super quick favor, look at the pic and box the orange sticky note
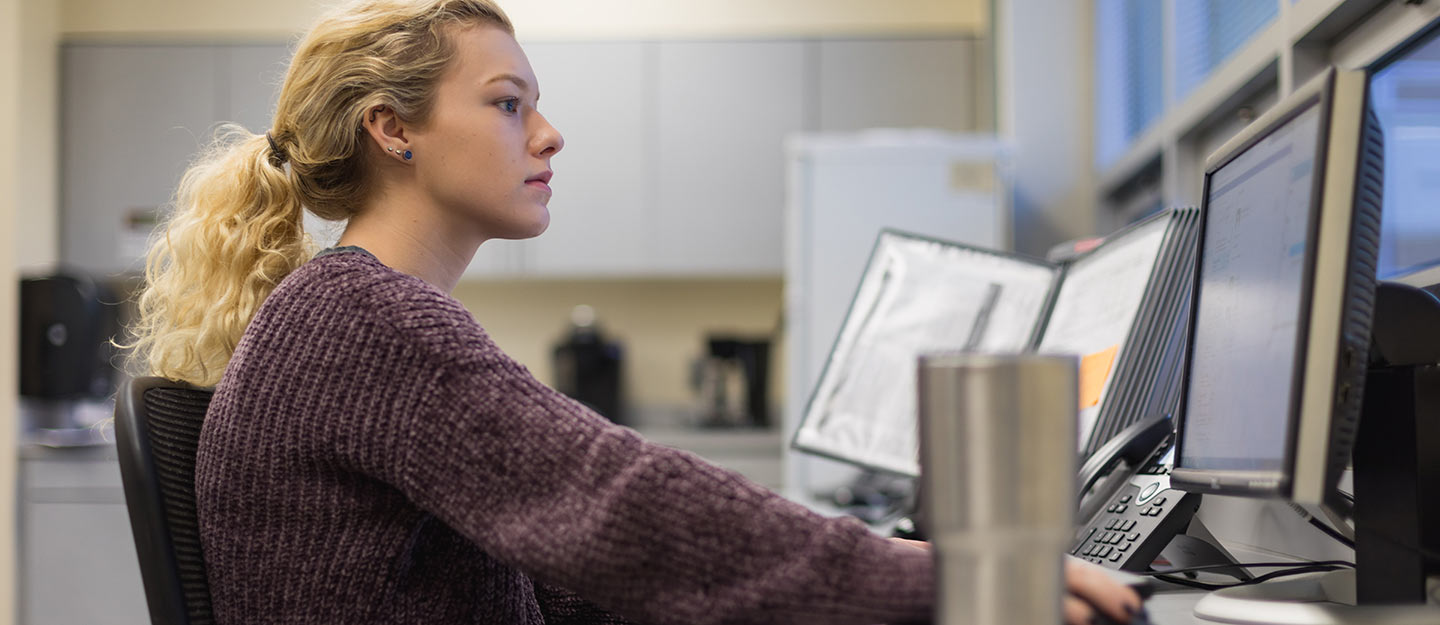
[1078,344,1120,410]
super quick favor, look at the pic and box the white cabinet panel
[59,39,981,280]
[224,44,288,132]
[62,45,223,276]
[653,41,807,275]
[817,39,975,132]
[21,452,147,625]
[24,503,147,625]
[514,42,652,277]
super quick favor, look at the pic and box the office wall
[60,0,987,40]
[1,1,22,623]
[15,0,60,274]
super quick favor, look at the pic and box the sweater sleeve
[392,315,933,625]
[533,581,639,625]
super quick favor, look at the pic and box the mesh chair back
[115,376,216,625]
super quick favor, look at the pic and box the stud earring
[403,150,413,161]
[387,147,394,152]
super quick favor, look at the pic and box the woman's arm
[393,340,932,625]
[533,581,640,625]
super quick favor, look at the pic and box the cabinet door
[24,503,148,625]
[512,42,651,277]
[22,455,147,625]
[62,45,223,276]
[816,39,976,132]
[652,41,807,276]
[224,44,288,132]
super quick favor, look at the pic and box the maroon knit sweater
[195,248,934,624]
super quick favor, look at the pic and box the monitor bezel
[1172,68,1372,504]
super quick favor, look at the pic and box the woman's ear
[360,105,412,161]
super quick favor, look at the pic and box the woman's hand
[890,537,1144,624]
[1063,558,1144,625]
[888,537,931,552]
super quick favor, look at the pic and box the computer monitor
[1172,67,1381,511]
[1171,69,1440,621]
[1370,24,1440,289]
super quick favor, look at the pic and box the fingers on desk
[1064,595,1102,625]
[1065,560,1141,623]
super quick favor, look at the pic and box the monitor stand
[1194,283,1440,624]
[1193,569,1438,624]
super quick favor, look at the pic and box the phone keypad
[1072,482,1202,571]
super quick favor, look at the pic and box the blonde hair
[127,0,513,386]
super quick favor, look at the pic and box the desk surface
[1142,587,1440,625]
[1148,590,1206,625]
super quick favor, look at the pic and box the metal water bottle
[918,352,1077,625]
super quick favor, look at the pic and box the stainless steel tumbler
[918,352,1077,625]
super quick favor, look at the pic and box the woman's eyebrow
[485,73,530,91]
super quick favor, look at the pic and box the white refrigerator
[783,130,1012,502]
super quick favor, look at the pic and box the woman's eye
[499,98,519,114]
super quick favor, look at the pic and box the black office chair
[115,376,216,625]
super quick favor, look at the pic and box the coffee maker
[693,335,771,428]
[551,305,625,424]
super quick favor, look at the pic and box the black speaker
[19,274,120,400]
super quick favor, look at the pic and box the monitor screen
[1179,102,1323,474]
[1371,31,1440,283]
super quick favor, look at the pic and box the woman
[128,1,1143,623]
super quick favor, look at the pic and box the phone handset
[1076,415,1173,523]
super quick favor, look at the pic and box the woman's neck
[338,189,480,294]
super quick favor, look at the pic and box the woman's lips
[526,171,553,194]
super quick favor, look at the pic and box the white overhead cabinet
[650,41,808,276]
[61,44,298,277]
[62,45,224,277]
[226,45,290,132]
[815,39,976,132]
[62,38,977,279]
[501,42,653,277]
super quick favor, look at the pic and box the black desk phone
[1071,417,1189,569]
[898,415,1244,577]
[1071,447,1202,570]
[1070,416,1233,575]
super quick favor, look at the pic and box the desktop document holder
[792,207,1202,478]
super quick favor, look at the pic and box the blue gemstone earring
[403,150,413,161]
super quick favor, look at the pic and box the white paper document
[794,234,1056,476]
[1037,217,1170,447]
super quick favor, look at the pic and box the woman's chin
[522,210,550,238]
[494,211,550,240]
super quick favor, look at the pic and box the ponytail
[123,0,515,387]
[127,125,314,387]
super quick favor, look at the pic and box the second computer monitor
[1171,68,1383,509]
